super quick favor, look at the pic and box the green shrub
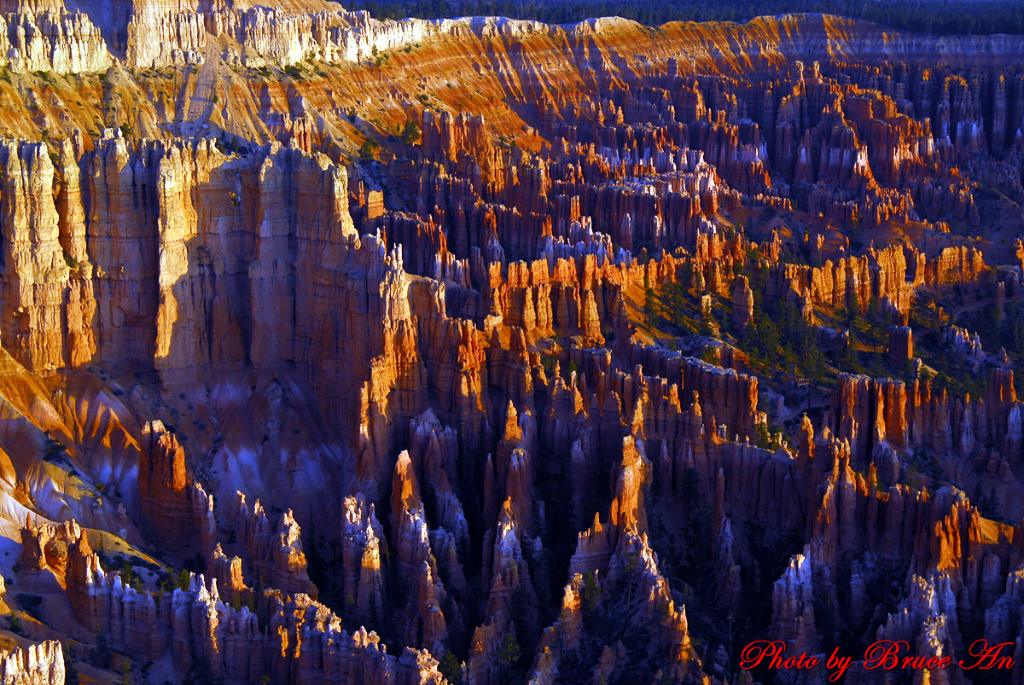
[359,139,380,161]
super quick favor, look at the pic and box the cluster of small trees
[737,295,830,383]
[908,292,986,398]
[357,119,420,162]
[972,484,1001,520]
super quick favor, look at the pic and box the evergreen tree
[438,652,463,685]
[981,488,1000,519]
[63,648,80,685]
[496,632,521,685]
[401,119,421,145]
[183,655,223,685]
[89,633,113,670]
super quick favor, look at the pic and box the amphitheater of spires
[0,0,1019,684]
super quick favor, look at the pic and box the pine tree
[401,119,421,144]
[981,488,1000,519]
[90,633,113,669]
[496,632,521,685]
[438,652,463,685]
[63,648,80,685]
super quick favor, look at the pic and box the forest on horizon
[341,0,1024,35]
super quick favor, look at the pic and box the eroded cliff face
[0,3,1023,685]
[0,637,65,684]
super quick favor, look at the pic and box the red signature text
[738,638,1014,680]
[739,641,820,671]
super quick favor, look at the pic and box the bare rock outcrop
[0,639,65,685]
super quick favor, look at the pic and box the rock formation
[0,4,1017,685]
